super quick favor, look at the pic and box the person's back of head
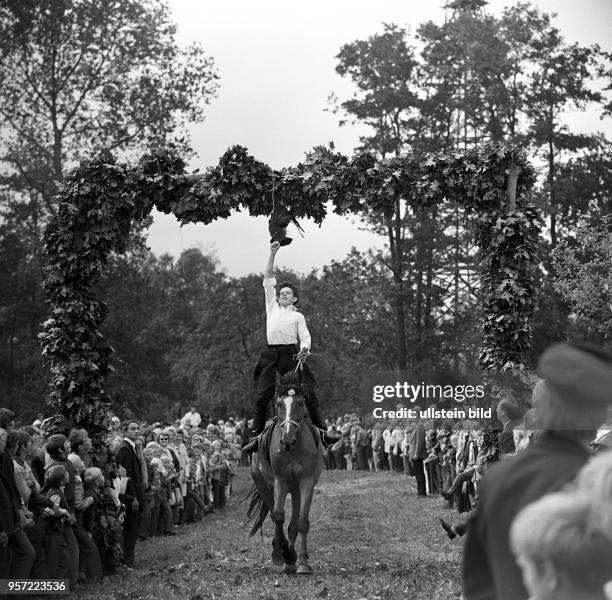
[497,398,523,423]
[534,343,612,442]
[46,434,68,461]
[0,408,15,429]
[510,491,612,599]
[43,464,67,492]
[576,452,612,529]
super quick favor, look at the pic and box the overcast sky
[146,0,612,277]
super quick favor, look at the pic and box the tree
[552,222,612,346]
[0,0,219,216]
[330,2,609,374]
[521,14,604,248]
[0,213,49,418]
[330,24,423,157]
[0,0,218,418]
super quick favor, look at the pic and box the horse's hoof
[296,562,313,575]
[283,564,297,574]
[271,549,284,566]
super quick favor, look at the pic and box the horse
[248,373,324,575]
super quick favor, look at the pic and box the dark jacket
[462,431,593,600]
[0,469,17,536]
[116,441,144,504]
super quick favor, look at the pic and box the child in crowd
[41,465,73,579]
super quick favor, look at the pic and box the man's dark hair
[278,282,299,302]
[0,408,15,429]
[46,434,67,460]
[5,430,20,453]
[69,428,87,453]
[123,420,139,432]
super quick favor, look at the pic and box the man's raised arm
[263,241,280,312]
[264,241,280,278]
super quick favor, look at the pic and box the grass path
[76,467,463,600]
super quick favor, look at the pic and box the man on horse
[242,241,338,453]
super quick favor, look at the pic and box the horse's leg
[296,477,316,575]
[271,479,289,567]
[283,490,300,573]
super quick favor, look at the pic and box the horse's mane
[276,373,309,398]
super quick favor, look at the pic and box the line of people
[0,408,243,592]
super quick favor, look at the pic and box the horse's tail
[246,483,270,537]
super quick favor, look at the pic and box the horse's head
[275,374,307,451]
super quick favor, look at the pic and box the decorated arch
[40,143,540,437]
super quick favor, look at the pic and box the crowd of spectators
[2,341,612,600]
[323,411,504,509]
[0,405,245,591]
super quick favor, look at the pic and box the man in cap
[462,342,612,600]
[242,241,338,452]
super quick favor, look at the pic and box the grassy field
[76,467,463,600]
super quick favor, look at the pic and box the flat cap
[537,342,612,407]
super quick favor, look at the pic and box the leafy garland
[41,142,539,435]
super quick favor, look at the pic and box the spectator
[462,342,612,600]
[408,408,427,497]
[510,492,612,600]
[32,412,45,433]
[115,421,144,569]
[496,398,524,458]
[180,406,201,429]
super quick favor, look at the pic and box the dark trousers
[26,519,48,578]
[149,494,160,536]
[8,528,36,578]
[356,446,369,471]
[138,493,153,539]
[44,530,70,579]
[447,468,475,495]
[63,523,79,586]
[411,458,426,496]
[212,480,223,509]
[122,507,139,567]
[73,522,102,579]
[252,344,324,435]
[332,448,345,470]
[159,499,173,533]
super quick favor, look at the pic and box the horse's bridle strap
[279,419,301,429]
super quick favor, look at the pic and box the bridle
[279,417,302,431]
[276,395,304,432]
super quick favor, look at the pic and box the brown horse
[248,373,323,575]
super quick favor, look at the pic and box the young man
[116,421,145,569]
[243,241,337,452]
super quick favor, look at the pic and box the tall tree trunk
[423,206,436,367]
[387,200,407,371]
[548,125,557,248]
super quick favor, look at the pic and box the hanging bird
[268,204,305,246]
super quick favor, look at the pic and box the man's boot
[242,431,260,454]
[307,404,340,447]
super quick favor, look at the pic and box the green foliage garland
[41,142,539,434]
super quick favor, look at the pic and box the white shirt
[181,411,201,428]
[263,277,311,349]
